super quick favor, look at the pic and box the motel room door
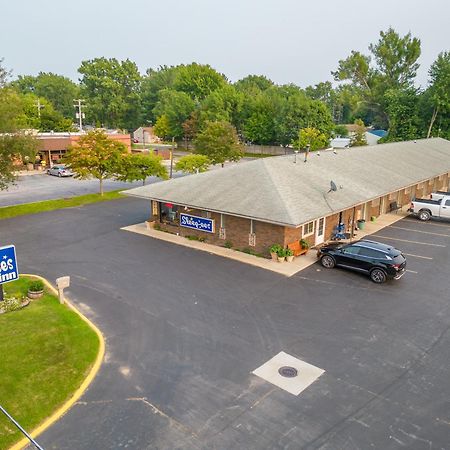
[315,217,326,245]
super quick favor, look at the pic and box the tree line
[3,27,448,145]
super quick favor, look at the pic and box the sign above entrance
[0,245,19,285]
[180,213,215,233]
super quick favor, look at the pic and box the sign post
[0,245,19,301]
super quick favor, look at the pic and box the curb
[9,274,105,450]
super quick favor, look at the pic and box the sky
[1,0,449,88]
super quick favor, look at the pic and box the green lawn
[0,277,100,449]
[0,190,124,220]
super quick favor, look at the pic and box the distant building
[36,132,131,166]
[133,127,161,145]
[330,137,351,149]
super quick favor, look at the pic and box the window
[445,200,450,206]
[342,246,360,255]
[357,247,383,258]
[160,203,178,224]
[303,221,314,236]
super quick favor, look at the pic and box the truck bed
[413,198,440,205]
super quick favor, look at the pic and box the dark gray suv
[317,239,406,283]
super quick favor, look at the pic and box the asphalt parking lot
[1,200,448,449]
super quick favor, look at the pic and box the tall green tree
[0,60,37,189]
[141,65,179,123]
[12,73,79,118]
[173,63,227,101]
[194,121,243,166]
[333,27,421,135]
[153,89,195,139]
[425,51,450,138]
[64,130,127,195]
[117,153,167,185]
[78,58,142,130]
[19,93,74,132]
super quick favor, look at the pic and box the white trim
[303,221,314,237]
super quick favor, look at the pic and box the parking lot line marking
[389,226,450,237]
[403,218,450,229]
[372,235,446,247]
[406,269,418,274]
[402,253,433,260]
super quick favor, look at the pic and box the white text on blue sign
[180,213,215,233]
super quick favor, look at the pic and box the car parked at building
[47,164,74,177]
[317,240,406,283]
[408,195,450,221]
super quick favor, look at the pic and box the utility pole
[169,137,175,179]
[73,99,86,131]
[35,99,44,118]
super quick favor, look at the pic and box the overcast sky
[2,0,449,88]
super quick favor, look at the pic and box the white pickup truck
[430,190,450,201]
[408,194,450,221]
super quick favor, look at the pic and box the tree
[426,51,450,138]
[333,28,422,135]
[64,130,127,195]
[141,65,179,122]
[153,115,171,141]
[153,89,195,139]
[294,127,329,151]
[173,63,227,101]
[175,154,210,174]
[0,59,38,190]
[382,88,419,142]
[12,73,79,118]
[350,119,367,146]
[117,153,168,185]
[78,58,142,130]
[19,93,74,132]
[234,75,274,93]
[194,121,243,166]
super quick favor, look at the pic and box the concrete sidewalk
[121,210,410,277]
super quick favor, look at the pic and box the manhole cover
[278,366,298,378]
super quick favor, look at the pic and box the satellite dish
[330,180,337,192]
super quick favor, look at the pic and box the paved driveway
[1,201,448,449]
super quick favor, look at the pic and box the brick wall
[151,204,285,256]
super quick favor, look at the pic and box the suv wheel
[370,268,387,284]
[419,210,431,221]
[321,255,335,269]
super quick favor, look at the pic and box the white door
[315,217,326,245]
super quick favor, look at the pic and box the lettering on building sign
[152,201,158,216]
[219,227,226,240]
[0,245,19,285]
[180,213,215,233]
[248,233,256,247]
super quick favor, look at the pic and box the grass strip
[0,277,100,449]
[0,190,124,220]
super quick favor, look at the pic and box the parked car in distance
[47,164,74,177]
[408,195,450,221]
[317,239,406,283]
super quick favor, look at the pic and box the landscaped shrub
[28,280,44,292]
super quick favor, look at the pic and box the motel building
[125,138,450,256]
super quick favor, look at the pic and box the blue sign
[180,213,215,233]
[0,245,19,285]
